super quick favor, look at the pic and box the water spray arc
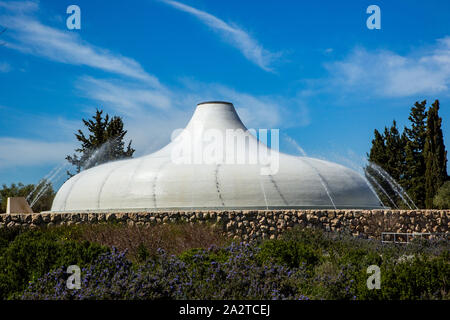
[364,170,397,209]
[28,162,69,209]
[367,162,418,210]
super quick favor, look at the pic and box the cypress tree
[384,120,407,183]
[366,122,407,208]
[366,129,392,207]
[424,100,448,208]
[404,100,427,208]
[368,129,387,165]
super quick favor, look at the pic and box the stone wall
[0,210,448,241]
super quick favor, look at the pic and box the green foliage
[66,109,135,177]
[136,243,150,263]
[368,129,388,165]
[0,181,55,213]
[384,121,408,183]
[367,99,448,209]
[424,100,448,208]
[257,240,321,272]
[257,228,325,270]
[355,252,450,300]
[403,101,427,208]
[0,227,24,251]
[178,247,230,269]
[2,225,448,300]
[0,227,108,299]
[367,120,407,184]
[433,181,450,209]
[367,121,409,208]
[258,227,449,300]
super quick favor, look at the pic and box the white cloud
[0,137,75,168]
[162,0,279,72]
[77,76,173,115]
[0,1,308,171]
[0,61,11,72]
[0,3,160,86]
[325,37,450,97]
[176,79,310,129]
[206,86,293,128]
[0,0,37,13]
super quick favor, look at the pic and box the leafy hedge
[0,227,108,299]
[254,228,449,300]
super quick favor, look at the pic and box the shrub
[0,229,108,299]
[22,244,310,300]
[433,181,450,209]
[12,225,450,300]
[355,252,450,300]
[0,226,25,252]
[257,240,321,271]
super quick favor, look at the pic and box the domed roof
[51,102,382,211]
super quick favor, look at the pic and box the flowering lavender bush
[14,226,450,300]
[21,244,309,300]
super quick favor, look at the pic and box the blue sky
[0,0,449,189]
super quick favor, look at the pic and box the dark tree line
[367,99,448,209]
[0,181,55,213]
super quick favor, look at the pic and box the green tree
[368,129,388,165]
[433,181,450,209]
[424,100,448,208]
[366,121,408,208]
[366,129,392,207]
[66,109,135,177]
[404,100,427,208]
[384,121,407,183]
[0,181,55,213]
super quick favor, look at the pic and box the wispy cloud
[0,0,306,173]
[324,37,450,97]
[177,78,309,128]
[0,61,11,72]
[77,76,173,115]
[0,1,160,85]
[0,0,37,13]
[72,73,311,162]
[162,0,279,72]
[0,137,75,168]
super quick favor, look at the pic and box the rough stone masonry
[0,210,448,241]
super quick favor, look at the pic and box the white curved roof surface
[51,102,382,211]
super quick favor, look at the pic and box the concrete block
[6,197,33,214]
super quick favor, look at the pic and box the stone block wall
[0,210,448,241]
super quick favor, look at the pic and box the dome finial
[197,101,233,106]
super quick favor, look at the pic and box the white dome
[51,101,382,211]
